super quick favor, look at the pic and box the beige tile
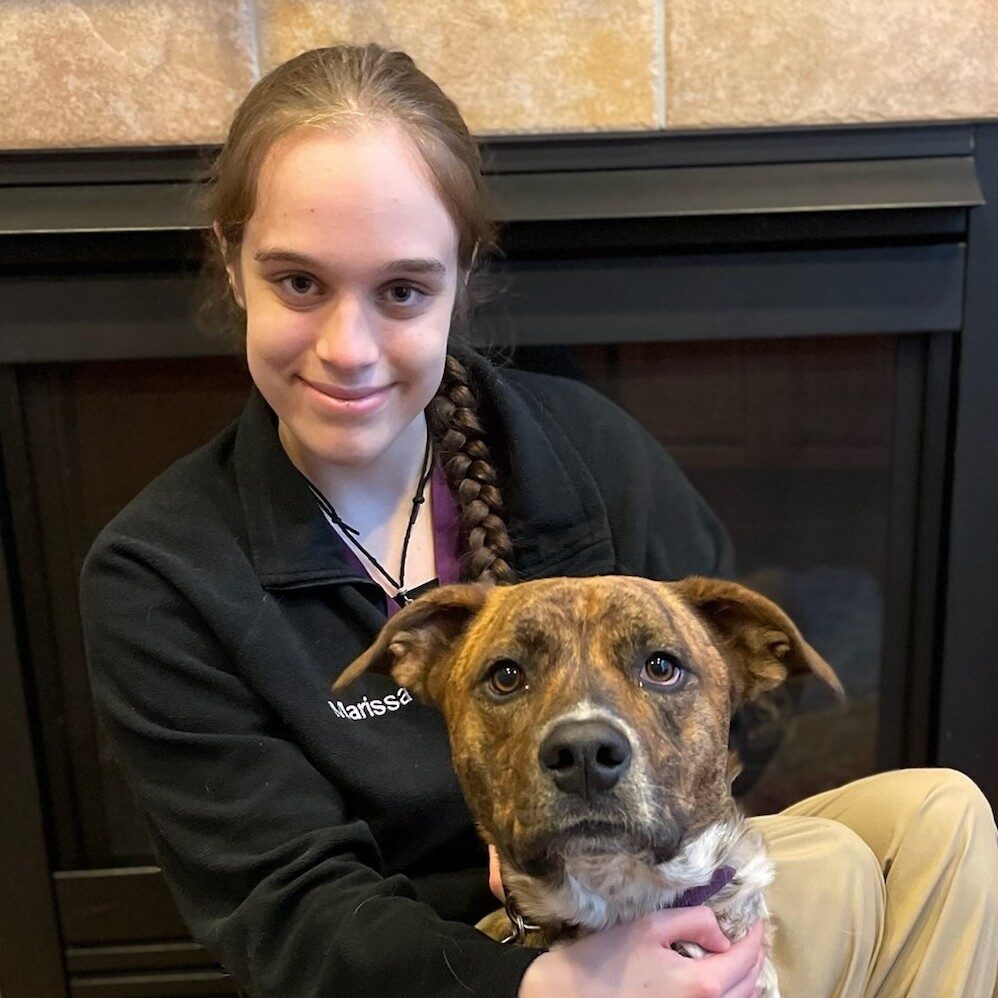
[0,0,257,150]
[258,0,660,133]
[667,0,998,128]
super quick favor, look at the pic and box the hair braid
[427,354,516,584]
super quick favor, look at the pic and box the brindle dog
[334,576,843,997]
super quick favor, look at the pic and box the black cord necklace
[304,431,435,607]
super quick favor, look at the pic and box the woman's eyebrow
[377,258,447,277]
[252,248,446,277]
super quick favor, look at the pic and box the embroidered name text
[327,687,413,720]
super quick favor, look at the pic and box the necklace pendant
[393,579,439,608]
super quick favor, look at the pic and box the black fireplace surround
[1,122,997,997]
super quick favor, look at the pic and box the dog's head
[334,575,841,886]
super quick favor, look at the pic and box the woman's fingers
[653,904,732,953]
[722,938,767,998]
[705,920,766,995]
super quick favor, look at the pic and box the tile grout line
[656,0,667,128]
[243,0,262,81]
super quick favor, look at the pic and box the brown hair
[198,43,514,583]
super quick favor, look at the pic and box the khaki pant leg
[749,813,885,998]
[782,768,998,998]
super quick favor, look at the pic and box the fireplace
[2,122,996,997]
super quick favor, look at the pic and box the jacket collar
[232,348,616,590]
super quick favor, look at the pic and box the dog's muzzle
[538,719,632,801]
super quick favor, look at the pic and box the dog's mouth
[552,818,634,846]
[513,815,678,877]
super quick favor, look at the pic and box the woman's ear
[332,583,493,705]
[212,220,246,309]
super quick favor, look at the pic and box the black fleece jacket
[80,349,733,997]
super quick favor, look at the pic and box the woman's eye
[485,659,526,698]
[641,652,686,688]
[277,273,319,298]
[272,277,426,308]
[381,282,426,308]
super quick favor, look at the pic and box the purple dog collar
[667,865,737,908]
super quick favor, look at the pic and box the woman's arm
[81,536,542,998]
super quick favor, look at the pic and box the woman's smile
[299,376,395,415]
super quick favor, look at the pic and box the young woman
[80,44,998,998]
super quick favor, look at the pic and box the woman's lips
[301,378,393,414]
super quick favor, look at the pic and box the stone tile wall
[0,0,996,150]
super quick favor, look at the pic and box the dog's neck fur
[502,816,773,942]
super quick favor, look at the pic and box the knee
[892,769,998,906]
[860,768,995,844]
[932,768,992,817]
[913,768,996,844]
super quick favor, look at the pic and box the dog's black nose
[539,720,632,798]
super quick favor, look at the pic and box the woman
[80,44,998,997]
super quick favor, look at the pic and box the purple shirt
[336,460,462,616]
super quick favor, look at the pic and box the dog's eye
[486,659,526,698]
[642,652,686,688]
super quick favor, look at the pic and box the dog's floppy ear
[332,582,493,704]
[673,576,844,705]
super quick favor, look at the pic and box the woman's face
[224,124,460,472]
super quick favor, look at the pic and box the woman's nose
[314,294,379,371]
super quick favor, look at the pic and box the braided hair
[427,354,516,584]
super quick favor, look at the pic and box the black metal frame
[0,374,67,996]
[879,334,959,772]
[938,124,998,790]
[2,120,996,997]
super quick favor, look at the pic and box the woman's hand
[519,912,766,998]
[491,845,767,997]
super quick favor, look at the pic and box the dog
[334,575,843,996]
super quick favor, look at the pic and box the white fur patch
[506,818,780,996]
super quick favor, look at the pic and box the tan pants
[751,768,998,997]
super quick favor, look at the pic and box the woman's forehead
[247,125,459,265]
